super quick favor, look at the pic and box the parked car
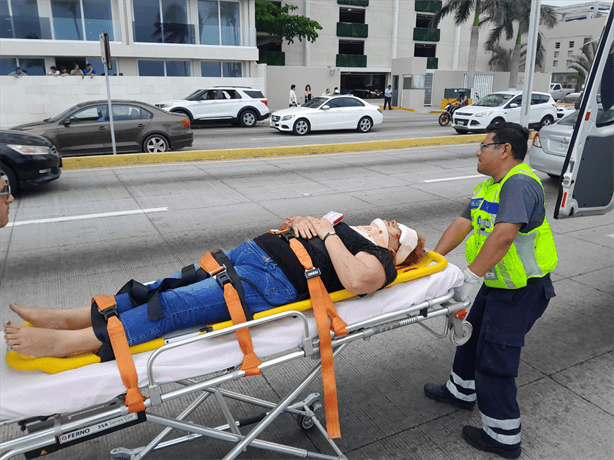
[352,86,383,99]
[270,95,383,135]
[555,92,582,118]
[11,100,193,156]
[155,87,269,127]
[549,83,575,101]
[528,104,613,177]
[0,130,61,192]
[452,91,557,134]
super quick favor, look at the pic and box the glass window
[134,0,191,44]
[85,57,117,75]
[222,61,241,77]
[553,60,558,67]
[568,50,573,57]
[138,60,165,76]
[554,51,559,58]
[112,104,144,121]
[133,0,161,43]
[198,0,219,45]
[161,0,190,43]
[555,42,560,49]
[19,58,45,75]
[569,41,574,48]
[0,57,17,75]
[244,90,264,98]
[51,0,83,40]
[166,60,190,76]
[6,0,43,39]
[83,0,113,41]
[220,1,240,46]
[201,61,221,76]
[221,90,240,99]
[70,105,108,123]
[142,108,154,119]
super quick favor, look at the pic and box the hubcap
[147,138,166,153]
[243,113,256,126]
[360,119,371,131]
[296,121,308,135]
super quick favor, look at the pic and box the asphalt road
[189,109,454,151]
[1,142,612,459]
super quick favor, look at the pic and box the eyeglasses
[0,176,11,196]
[479,142,504,150]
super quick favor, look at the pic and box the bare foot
[9,303,91,330]
[4,322,101,358]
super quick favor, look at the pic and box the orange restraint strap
[92,295,146,413]
[198,252,263,376]
[283,232,347,439]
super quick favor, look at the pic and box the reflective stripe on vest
[466,163,558,289]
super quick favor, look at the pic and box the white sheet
[0,264,463,419]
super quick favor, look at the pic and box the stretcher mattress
[1,264,463,420]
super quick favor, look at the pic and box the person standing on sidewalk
[424,121,557,459]
[289,84,298,107]
[383,85,393,110]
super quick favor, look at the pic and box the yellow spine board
[6,252,446,374]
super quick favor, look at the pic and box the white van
[452,90,557,134]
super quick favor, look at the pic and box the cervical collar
[351,218,389,249]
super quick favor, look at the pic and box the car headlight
[282,114,295,121]
[8,144,52,155]
[474,111,493,117]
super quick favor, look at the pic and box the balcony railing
[415,1,442,13]
[258,51,285,66]
[413,27,440,42]
[336,54,367,67]
[337,0,369,6]
[427,57,439,69]
[337,22,368,38]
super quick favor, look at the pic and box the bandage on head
[395,224,419,265]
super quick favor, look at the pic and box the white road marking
[254,133,374,141]
[424,174,486,183]
[7,207,168,227]
[608,234,614,238]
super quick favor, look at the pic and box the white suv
[156,87,269,127]
[452,91,557,134]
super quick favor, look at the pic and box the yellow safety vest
[466,164,558,289]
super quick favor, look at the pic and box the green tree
[255,0,322,47]
[486,44,512,71]
[568,42,599,91]
[482,0,557,88]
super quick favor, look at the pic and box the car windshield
[473,93,514,107]
[47,106,80,122]
[558,106,613,127]
[185,90,204,101]
[560,94,580,103]
[303,97,327,108]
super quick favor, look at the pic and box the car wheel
[240,109,257,127]
[293,118,310,136]
[171,109,192,122]
[357,116,373,133]
[547,173,560,179]
[539,116,554,130]
[454,128,468,134]
[438,112,451,126]
[143,134,169,153]
[3,165,18,193]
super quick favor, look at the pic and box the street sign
[100,33,112,70]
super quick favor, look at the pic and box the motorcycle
[438,101,461,126]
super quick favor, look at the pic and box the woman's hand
[305,217,334,240]
[282,216,318,239]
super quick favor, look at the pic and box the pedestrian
[384,85,393,110]
[70,63,84,78]
[9,67,26,77]
[289,84,298,107]
[47,66,59,76]
[305,84,312,102]
[333,87,340,95]
[424,121,557,460]
[60,66,69,76]
[321,88,331,97]
[84,63,96,77]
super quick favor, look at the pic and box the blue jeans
[115,240,298,346]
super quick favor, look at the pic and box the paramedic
[0,171,15,228]
[4,217,425,359]
[424,121,557,459]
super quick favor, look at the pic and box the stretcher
[1,255,469,460]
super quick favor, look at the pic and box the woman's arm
[306,217,386,294]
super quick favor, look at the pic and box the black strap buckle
[305,267,321,279]
[213,266,232,288]
[99,305,118,321]
[278,229,296,243]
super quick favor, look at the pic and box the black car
[0,130,62,192]
[12,100,193,156]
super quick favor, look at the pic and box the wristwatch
[322,230,336,243]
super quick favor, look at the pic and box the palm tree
[482,0,557,89]
[486,44,512,71]
[568,42,599,91]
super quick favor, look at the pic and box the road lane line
[7,207,169,227]
[424,174,485,183]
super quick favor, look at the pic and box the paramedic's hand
[453,267,482,302]
[292,216,319,239]
[306,217,334,240]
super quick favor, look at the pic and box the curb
[377,106,417,112]
[62,134,485,170]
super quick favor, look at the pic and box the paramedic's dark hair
[486,121,530,161]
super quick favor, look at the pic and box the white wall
[0,74,266,128]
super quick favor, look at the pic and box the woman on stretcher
[4,215,425,359]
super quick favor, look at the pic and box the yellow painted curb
[62,135,485,170]
[378,106,417,112]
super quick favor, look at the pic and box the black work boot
[462,426,521,459]
[423,383,475,410]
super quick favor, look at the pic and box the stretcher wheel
[297,414,316,431]
[450,321,472,346]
